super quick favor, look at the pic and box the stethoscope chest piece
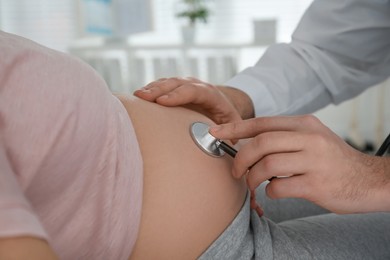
[190,122,225,157]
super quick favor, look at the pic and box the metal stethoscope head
[190,122,280,183]
[190,122,237,158]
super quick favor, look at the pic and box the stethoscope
[376,132,390,156]
[190,122,237,158]
[190,121,390,158]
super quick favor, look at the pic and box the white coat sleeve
[225,0,390,116]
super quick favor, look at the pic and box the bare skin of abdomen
[117,96,247,259]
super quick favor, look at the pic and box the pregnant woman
[1,30,390,260]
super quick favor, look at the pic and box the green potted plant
[176,0,210,44]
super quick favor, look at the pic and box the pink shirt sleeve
[0,30,143,259]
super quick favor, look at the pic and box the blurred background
[0,0,389,151]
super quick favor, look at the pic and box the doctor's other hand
[210,115,390,214]
[134,77,254,124]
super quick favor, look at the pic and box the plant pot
[181,25,196,45]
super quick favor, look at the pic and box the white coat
[226,0,390,116]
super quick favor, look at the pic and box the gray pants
[199,183,390,260]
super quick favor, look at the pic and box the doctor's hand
[134,77,254,124]
[210,115,390,214]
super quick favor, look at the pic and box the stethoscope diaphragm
[190,122,225,157]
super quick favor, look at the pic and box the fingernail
[158,95,168,100]
[141,88,152,93]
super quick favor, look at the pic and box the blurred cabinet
[69,41,262,93]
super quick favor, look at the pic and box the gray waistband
[198,192,254,260]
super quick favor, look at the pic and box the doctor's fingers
[265,174,309,200]
[155,82,226,107]
[153,83,242,124]
[134,77,167,101]
[134,77,203,101]
[210,114,325,140]
[232,131,307,178]
[245,151,308,191]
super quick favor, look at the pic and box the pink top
[0,31,143,259]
